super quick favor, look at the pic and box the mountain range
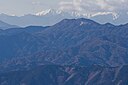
[0,9,128,27]
[0,20,18,30]
[0,18,128,85]
[0,18,128,69]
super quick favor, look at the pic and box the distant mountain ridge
[0,9,128,27]
[0,20,18,30]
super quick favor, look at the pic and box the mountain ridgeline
[0,9,128,26]
[0,18,128,85]
[0,20,18,30]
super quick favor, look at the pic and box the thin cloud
[32,1,41,5]
[59,0,128,15]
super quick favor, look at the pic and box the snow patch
[80,21,85,26]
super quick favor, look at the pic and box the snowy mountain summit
[36,9,62,16]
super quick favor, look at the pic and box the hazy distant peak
[0,20,18,30]
[35,9,120,20]
[35,9,62,16]
[0,9,128,27]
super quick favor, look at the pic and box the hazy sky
[0,0,63,15]
[0,0,128,16]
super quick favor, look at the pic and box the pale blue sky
[0,0,127,16]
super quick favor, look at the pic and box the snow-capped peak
[35,9,62,16]
[35,9,121,22]
[35,9,86,17]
